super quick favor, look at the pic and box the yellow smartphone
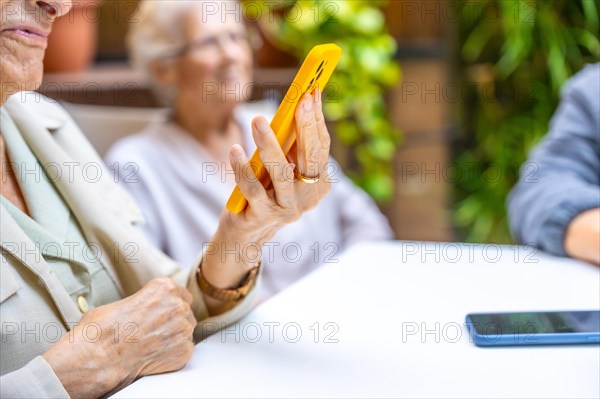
[226,43,343,214]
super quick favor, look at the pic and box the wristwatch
[197,262,260,302]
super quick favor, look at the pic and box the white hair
[127,0,243,108]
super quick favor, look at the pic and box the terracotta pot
[44,1,102,73]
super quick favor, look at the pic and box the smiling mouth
[1,28,50,44]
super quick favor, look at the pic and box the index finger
[294,92,321,179]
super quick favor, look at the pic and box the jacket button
[77,296,89,313]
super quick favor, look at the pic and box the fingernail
[231,145,244,158]
[316,88,322,105]
[303,93,313,111]
[255,117,270,133]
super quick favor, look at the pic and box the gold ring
[295,169,320,184]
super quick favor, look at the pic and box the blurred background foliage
[454,0,600,243]
[242,0,599,242]
[243,0,401,201]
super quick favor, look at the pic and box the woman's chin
[18,62,44,91]
[0,55,44,96]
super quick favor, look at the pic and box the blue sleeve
[507,63,600,256]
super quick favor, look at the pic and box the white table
[114,242,600,398]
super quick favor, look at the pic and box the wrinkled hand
[199,89,332,306]
[224,88,332,252]
[43,278,196,398]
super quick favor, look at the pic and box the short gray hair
[127,0,243,108]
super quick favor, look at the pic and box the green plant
[455,0,600,243]
[244,0,401,201]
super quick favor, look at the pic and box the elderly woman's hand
[42,278,196,398]
[229,89,331,243]
[200,89,332,299]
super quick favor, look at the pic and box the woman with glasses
[106,0,393,300]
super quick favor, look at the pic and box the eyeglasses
[164,30,260,59]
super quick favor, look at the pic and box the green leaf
[582,0,599,31]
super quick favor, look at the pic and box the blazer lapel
[4,99,100,219]
[3,94,183,297]
[0,204,82,327]
[2,97,125,293]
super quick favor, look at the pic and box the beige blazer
[0,92,259,398]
